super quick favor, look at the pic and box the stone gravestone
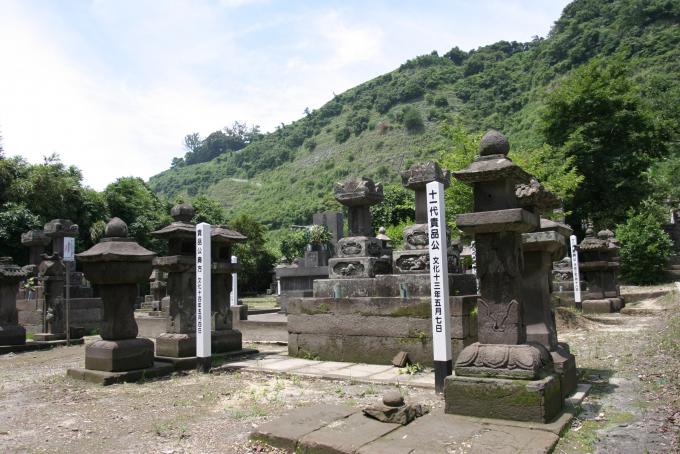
[152,203,247,367]
[287,174,478,366]
[578,226,624,313]
[551,256,575,306]
[445,130,564,423]
[67,218,173,384]
[0,257,30,346]
[32,253,67,342]
[312,211,344,248]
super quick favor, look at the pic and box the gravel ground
[0,289,678,454]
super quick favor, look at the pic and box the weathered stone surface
[455,342,552,379]
[456,208,539,234]
[289,332,472,366]
[582,299,614,314]
[392,250,429,273]
[66,361,174,386]
[85,338,154,372]
[298,411,400,454]
[0,257,30,346]
[313,274,477,299]
[383,391,404,407]
[391,351,409,367]
[358,410,560,454]
[251,405,357,452]
[328,256,391,279]
[336,237,382,258]
[552,344,577,399]
[363,403,428,425]
[479,129,510,156]
[444,374,562,423]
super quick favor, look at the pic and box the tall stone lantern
[0,257,31,346]
[445,130,564,423]
[67,218,167,383]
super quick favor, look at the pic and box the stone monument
[392,162,452,274]
[152,203,247,367]
[328,177,391,278]
[445,130,564,423]
[578,227,624,313]
[32,253,68,342]
[21,229,51,268]
[0,257,31,346]
[287,174,478,366]
[67,218,172,384]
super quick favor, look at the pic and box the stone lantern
[152,203,247,366]
[32,253,67,342]
[67,218,168,383]
[0,257,31,346]
[21,229,50,267]
[578,226,624,313]
[445,130,564,423]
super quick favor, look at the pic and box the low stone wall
[17,297,103,334]
[287,295,478,366]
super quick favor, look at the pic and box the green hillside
[149,0,680,229]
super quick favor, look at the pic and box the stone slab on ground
[251,403,584,454]
[298,411,401,453]
[324,363,395,380]
[0,340,55,354]
[154,348,259,370]
[66,361,175,385]
[251,404,357,452]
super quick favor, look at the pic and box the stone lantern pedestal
[67,218,173,385]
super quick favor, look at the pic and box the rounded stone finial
[171,203,196,222]
[383,391,404,407]
[479,130,509,156]
[105,217,128,238]
[597,229,614,239]
[379,227,386,235]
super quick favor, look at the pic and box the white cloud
[0,0,570,191]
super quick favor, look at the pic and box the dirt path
[554,290,680,453]
[0,290,678,453]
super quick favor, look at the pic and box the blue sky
[0,0,571,190]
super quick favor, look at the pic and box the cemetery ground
[0,288,677,453]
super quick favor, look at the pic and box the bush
[335,127,351,143]
[402,107,424,133]
[616,212,673,284]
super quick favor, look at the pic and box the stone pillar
[0,257,30,345]
[444,130,563,423]
[392,162,451,274]
[21,230,50,266]
[328,177,391,278]
[74,218,156,372]
[522,218,577,398]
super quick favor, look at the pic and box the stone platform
[155,347,259,370]
[0,337,84,354]
[251,394,589,454]
[66,361,175,386]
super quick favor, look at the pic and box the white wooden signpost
[570,235,581,304]
[196,223,212,372]
[230,255,238,307]
[426,181,452,393]
[63,237,75,345]
[470,240,479,293]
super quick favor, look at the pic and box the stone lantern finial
[170,203,195,223]
[479,130,509,156]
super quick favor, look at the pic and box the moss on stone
[389,303,431,318]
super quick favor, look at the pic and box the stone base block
[156,330,243,358]
[0,324,26,346]
[289,332,472,367]
[552,344,577,399]
[67,361,174,386]
[85,338,155,372]
[444,374,563,423]
[33,332,65,342]
[0,340,53,354]
[313,273,477,298]
[328,257,391,279]
[336,237,383,258]
[392,250,429,274]
[155,347,259,371]
[582,299,610,313]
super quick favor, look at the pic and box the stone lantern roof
[21,230,50,247]
[515,179,561,214]
[578,227,608,252]
[211,225,247,243]
[400,161,450,189]
[333,177,384,207]
[77,218,156,263]
[0,257,30,280]
[453,131,531,185]
[44,219,79,238]
[152,204,247,244]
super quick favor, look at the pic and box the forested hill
[149,0,680,229]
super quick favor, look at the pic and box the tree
[370,184,415,229]
[616,211,673,285]
[439,122,479,227]
[103,177,169,251]
[542,58,668,229]
[229,214,277,293]
[190,195,227,224]
[0,202,42,263]
[184,133,201,152]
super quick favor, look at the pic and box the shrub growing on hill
[616,212,673,285]
[402,106,424,133]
